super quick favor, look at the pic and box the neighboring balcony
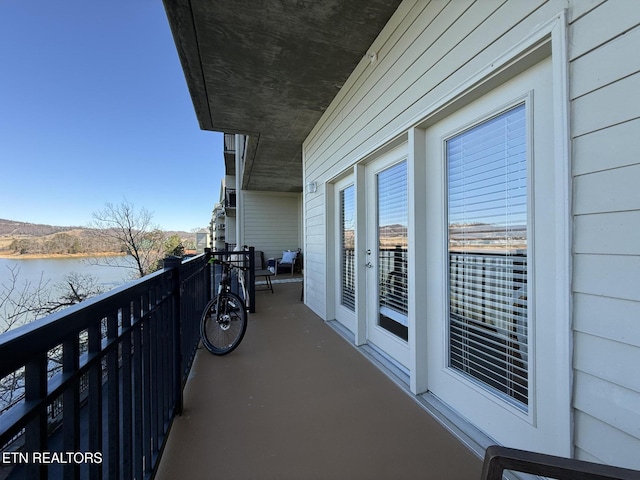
[224,188,236,216]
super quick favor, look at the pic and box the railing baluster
[163,273,172,425]
[150,284,161,453]
[63,334,80,480]
[87,320,102,480]
[131,298,144,480]
[24,353,47,479]
[141,292,152,474]
[106,311,119,479]
[248,246,256,313]
[120,303,133,480]
[164,257,183,416]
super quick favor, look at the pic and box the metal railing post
[163,256,183,416]
[24,354,47,479]
[205,248,213,300]
[247,246,256,313]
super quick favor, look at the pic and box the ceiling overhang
[163,0,401,192]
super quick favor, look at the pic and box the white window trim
[321,9,571,457]
[409,11,571,455]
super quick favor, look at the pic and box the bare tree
[24,272,105,318]
[1,264,50,334]
[1,267,105,413]
[89,200,165,278]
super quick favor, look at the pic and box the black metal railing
[0,253,212,480]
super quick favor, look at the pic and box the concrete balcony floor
[155,282,482,480]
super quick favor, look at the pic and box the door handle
[365,262,373,269]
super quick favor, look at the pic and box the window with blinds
[340,185,356,311]
[447,103,529,408]
[377,161,408,341]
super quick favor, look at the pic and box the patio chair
[254,250,273,293]
[275,249,300,276]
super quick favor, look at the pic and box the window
[377,161,409,341]
[340,185,356,311]
[447,104,529,408]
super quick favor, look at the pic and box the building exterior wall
[302,0,640,470]
[241,191,301,261]
[568,0,640,467]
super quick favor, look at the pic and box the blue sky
[0,0,224,232]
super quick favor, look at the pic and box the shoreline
[0,252,127,260]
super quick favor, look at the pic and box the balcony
[0,249,483,480]
[224,188,237,216]
[3,252,640,480]
[155,280,483,479]
[223,133,235,176]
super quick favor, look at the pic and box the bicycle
[200,257,248,355]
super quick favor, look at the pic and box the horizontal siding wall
[303,0,565,321]
[241,191,301,262]
[569,0,640,470]
[303,187,327,317]
[300,0,640,470]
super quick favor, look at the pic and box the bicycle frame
[214,260,248,315]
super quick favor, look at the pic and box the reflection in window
[340,185,355,311]
[377,161,408,341]
[447,104,529,408]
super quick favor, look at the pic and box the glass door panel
[340,185,356,311]
[447,104,529,408]
[376,161,408,340]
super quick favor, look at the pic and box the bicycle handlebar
[208,257,250,271]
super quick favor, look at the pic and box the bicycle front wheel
[200,292,247,355]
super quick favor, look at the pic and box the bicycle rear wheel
[200,292,247,355]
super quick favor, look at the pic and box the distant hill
[0,219,194,238]
[0,219,198,256]
[0,219,79,236]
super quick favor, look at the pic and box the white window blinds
[447,104,529,408]
[377,161,408,340]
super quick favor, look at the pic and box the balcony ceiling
[163,0,402,192]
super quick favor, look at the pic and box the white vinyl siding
[569,1,640,470]
[302,0,640,470]
[241,191,301,261]
[304,188,326,315]
[304,0,556,316]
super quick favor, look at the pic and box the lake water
[1,256,140,331]
[0,256,134,291]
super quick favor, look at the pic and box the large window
[447,104,529,408]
